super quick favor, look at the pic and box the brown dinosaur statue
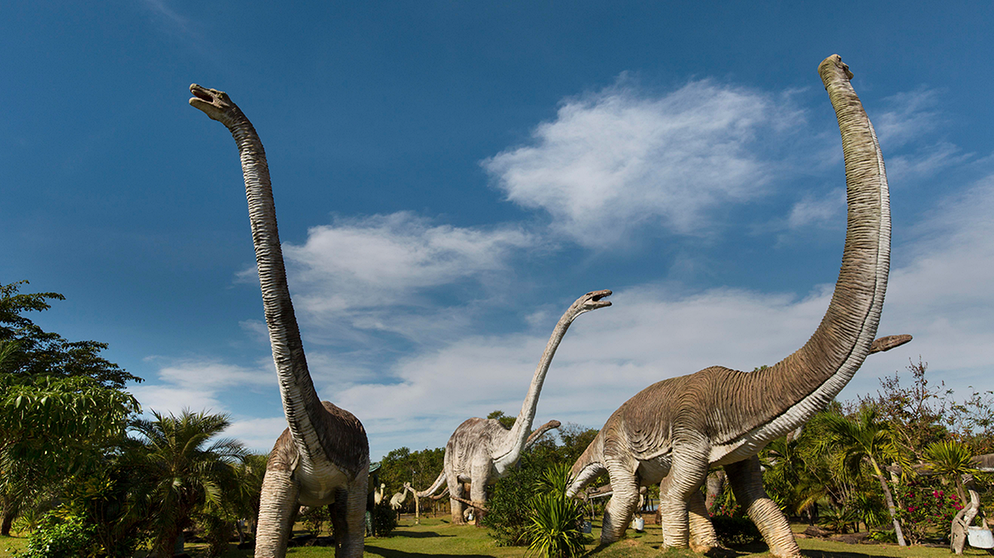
[189,85,369,558]
[567,55,901,558]
[418,290,611,523]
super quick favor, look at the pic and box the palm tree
[822,407,908,546]
[130,410,247,558]
[924,440,978,502]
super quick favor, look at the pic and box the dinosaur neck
[226,110,328,465]
[495,308,579,468]
[729,56,891,445]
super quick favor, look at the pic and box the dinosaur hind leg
[255,466,300,558]
[725,456,801,558]
[658,442,709,550]
[687,489,719,552]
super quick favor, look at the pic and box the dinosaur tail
[416,470,447,499]
[567,432,606,498]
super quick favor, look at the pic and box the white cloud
[271,211,535,343]
[786,188,845,230]
[131,358,275,416]
[483,78,806,246]
[875,88,944,149]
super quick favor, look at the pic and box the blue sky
[3,2,993,461]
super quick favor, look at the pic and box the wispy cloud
[131,358,274,416]
[483,77,806,246]
[246,211,538,344]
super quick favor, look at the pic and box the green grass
[2,517,991,558]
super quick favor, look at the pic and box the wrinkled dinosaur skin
[189,85,369,558]
[568,55,900,558]
[419,290,611,523]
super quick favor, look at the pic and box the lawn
[1,517,990,558]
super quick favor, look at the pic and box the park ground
[2,516,990,558]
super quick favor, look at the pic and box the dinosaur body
[568,55,899,558]
[189,85,369,558]
[420,290,611,523]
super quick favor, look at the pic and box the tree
[0,281,140,388]
[823,406,908,546]
[130,410,246,558]
[1,281,142,536]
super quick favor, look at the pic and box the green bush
[710,514,761,547]
[19,511,98,558]
[370,500,398,537]
[482,461,540,546]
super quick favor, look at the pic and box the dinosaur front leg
[255,467,300,558]
[687,490,719,552]
[329,473,367,558]
[447,475,466,525]
[600,459,640,544]
[725,456,801,558]
[658,443,709,550]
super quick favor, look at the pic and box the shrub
[19,511,98,558]
[369,500,397,537]
[893,481,963,544]
[711,514,762,546]
[483,463,540,546]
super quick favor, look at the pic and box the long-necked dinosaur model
[567,55,899,558]
[189,85,369,558]
[417,418,563,500]
[418,290,611,524]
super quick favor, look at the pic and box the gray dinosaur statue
[417,418,563,500]
[566,55,903,558]
[418,290,611,523]
[189,85,369,558]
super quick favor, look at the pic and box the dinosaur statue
[389,482,415,510]
[566,55,900,558]
[417,418,562,500]
[189,85,369,558]
[418,290,611,524]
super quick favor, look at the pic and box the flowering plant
[893,481,963,544]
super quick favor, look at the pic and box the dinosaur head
[575,289,612,316]
[189,84,241,127]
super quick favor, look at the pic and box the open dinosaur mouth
[189,84,214,103]
[590,290,612,307]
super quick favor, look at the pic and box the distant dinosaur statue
[190,85,369,558]
[567,55,904,558]
[418,290,611,523]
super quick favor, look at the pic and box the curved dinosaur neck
[225,110,328,466]
[721,56,891,450]
[493,306,580,470]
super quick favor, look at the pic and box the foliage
[18,511,98,558]
[710,514,762,546]
[524,463,586,558]
[0,282,141,537]
[923,440,977,501]
[0,281,140,388]
[378,446,444,511]
[129,410,246,558]
[893,481,963,545]
[483,455,542,546]
[818,505,859,534]
[369,500,398,537]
